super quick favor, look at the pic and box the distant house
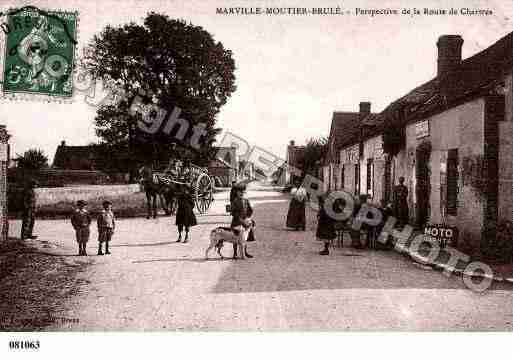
[209,146,237,186]
[322,105,373,193]
[281,140,305,185]
[53,141,98,170]
[52,140,131,183]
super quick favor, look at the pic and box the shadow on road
[132,257,207,264]
[209,201,512,293]
[112,241,179,248]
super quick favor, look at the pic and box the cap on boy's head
[102,200,112,207]
[77,200,87,207]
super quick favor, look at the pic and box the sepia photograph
[0,0,512,357]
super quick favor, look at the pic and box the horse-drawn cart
[144,163,214,215]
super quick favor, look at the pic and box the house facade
[284,140,305,185]
[323,109,364,192]
[324,103,376,194]
[211,146,237,186]
[324,33,513,258]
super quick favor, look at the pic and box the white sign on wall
[416,120,429,139]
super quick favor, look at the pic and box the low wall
[35,184,141,207]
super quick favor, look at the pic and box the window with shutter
[367,159,373,195]
[446,149,459,216]
[341,165,345,189]
[355,164,360,195]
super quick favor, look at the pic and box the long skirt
[286,198,306,229]
[395,201,409,225]
[176,202,197,227]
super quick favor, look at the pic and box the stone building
[324,103,375,194]
[359,113,390,205]
[370,33,513,257]
[283,140,305,185]
[210,146,237,186]
[320,32,513,258]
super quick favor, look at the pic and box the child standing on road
[97,200,115,255]
[71,200,92,256]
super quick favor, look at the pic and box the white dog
[205,218,253,260]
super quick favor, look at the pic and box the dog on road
[205,218,254,260]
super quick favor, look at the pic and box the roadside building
[284,140,305,185]
[211,146,237,186]
[323,110,360,192]
[377,33,513,258]
[329,103,376,195]
[359,112,391,205]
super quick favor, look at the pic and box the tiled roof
[381,31,513,125]
[361,113,386,140]
[53,145,97,169]
[287,145,305,168]
[329,112,361,152]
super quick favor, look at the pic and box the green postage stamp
[1,7,78,98]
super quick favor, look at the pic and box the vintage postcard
[0,0,512,357]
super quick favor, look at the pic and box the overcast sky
[0,0,512,163]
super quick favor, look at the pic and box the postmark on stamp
[1,6,78,98]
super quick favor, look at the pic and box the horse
[139,165,178,218]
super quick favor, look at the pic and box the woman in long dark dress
[175,184,197,243]
[286,181,307,230]
[316,194,337,255]
[393,176,409,227]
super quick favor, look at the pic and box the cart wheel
[195,173,213,214]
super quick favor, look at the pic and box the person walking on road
[393,176,409,228]
[21,179,38,240]
[286,180,307,231]
[231,184,254,258]
[175,184,197,243]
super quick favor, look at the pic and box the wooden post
[0,125,10,241]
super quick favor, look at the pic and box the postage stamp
[1,6,78,98]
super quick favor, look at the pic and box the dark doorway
[384,157,392,204]
[415,143,431,228]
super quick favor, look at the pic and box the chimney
[359,102,371,115]
[60,140,66,147]
[290,140,295,147]
[437,35,463,78]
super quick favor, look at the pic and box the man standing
[393,176,409,228]
[21,179,38,240]
[229,181,237,204]
[231,184,254,258]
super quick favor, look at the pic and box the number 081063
[9,340,40,350]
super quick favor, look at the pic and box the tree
[302,137,328,176]
[83,13,236,167]
[16,149,49,170]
